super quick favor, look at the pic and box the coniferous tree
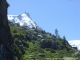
[62,35,67,46]
[55,29,58,38]
[63,35,66,40]
[58,35,60,39]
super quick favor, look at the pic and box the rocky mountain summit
[8,12,38,29]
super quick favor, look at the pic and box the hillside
[8,21,76,60]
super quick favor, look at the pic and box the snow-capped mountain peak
[8,12,37,28]
[68,40,80,50]
[21,12,30,17]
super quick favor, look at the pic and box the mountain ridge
[8,12,38,28]
[8,13,80,50]
[8,13,80,51]
[8,12,78,59]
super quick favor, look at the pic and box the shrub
[13,29,17,33]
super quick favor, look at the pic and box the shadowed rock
[0,0,15,60]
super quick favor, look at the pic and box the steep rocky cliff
[0,0,15,60]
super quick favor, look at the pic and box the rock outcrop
[0,0,15,60]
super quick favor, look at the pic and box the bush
[22,41,29,48]
[13,29,17,33]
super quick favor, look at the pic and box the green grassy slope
[9,22,77,60]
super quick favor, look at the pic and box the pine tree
[62,35,67,46]
[55,29,58,38]
[63,35,66,40]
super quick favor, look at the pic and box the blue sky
[7,0,80,40]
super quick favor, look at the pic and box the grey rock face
[0,0,15,60]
